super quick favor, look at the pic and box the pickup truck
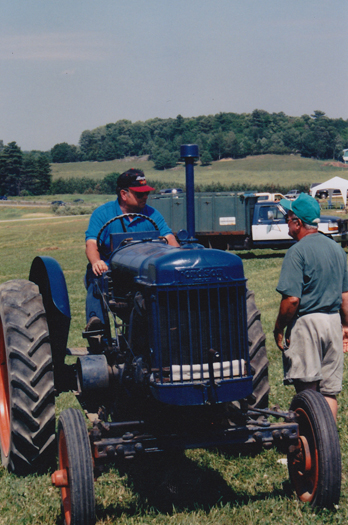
[148,192,345,250]
[284,189,301,200]
[256,192,285,202]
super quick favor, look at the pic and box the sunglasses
[285,215,299,224]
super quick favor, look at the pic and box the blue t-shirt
[276,233,348,315]
[85,199,173,261]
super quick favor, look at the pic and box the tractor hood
[110,242,245,287]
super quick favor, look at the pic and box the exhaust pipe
[180,144,199,241]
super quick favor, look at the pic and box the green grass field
[51,154,348,191]
[0,214,348,524]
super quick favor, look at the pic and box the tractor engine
[78,238,254,407]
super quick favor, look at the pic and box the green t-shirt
[276,233,348,315]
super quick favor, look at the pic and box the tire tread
[0,279,56,474]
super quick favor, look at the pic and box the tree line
[0,141,51,196]
[51,176,310,196]
[50,109,348,168]
[1,109,347,196]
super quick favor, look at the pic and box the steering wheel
[96,213,159,256]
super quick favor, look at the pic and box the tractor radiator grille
[152,284,248,383]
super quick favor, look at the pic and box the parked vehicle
[256,192,285,202]
[284,189,301,200]
[51,200,66,206]
[159,188,183,194]
[148,192,344,250]
[310,184,343,199]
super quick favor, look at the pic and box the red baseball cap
[117,169,155,192]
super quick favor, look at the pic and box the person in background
[273,193,348,422]
[85,168,179,328]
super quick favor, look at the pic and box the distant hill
[51,154,348,194]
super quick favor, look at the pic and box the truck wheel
[0,280,55,474]
[287,390,341,509]
[247,289,269,409]
[55,408,95,525]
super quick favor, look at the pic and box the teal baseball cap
[279,193,320,225]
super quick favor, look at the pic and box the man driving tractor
[85,168,179,328]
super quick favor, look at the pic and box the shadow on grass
[235,250,286,260]
[95,451,293,521]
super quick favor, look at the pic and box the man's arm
[86,239,108,276]
[341,291,348,353]
[164,233,180,247]
[274,295,300,350]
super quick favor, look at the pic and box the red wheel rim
[288,407,319,502]
[0,320,10,457]
[58,430,71,525]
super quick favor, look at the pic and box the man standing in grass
[273,193,348,421]
[85,168,179,328]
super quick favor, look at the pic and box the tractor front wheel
[287,389,341,508]
[0,280,55,474]
[53,408,95,525]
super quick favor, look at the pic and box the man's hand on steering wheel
[92,259,108,276]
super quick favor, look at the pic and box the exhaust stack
[180,144,199,240]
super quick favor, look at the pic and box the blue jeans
[85,264,107,324]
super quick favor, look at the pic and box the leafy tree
[0,142,23,195]
[35,154,52,194]
[311,110,326,120]
[21,154,37,194]
[200,151,213,166]
[79,130,99,160]
[100,173,120,194]
[152,148,178,170]
[223,131,239,158]
[208,131,225,160]
[51,142,80,163]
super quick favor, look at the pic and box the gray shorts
[282,312,343,396]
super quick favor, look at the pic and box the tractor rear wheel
[288,389,341,508]
[55,408,95,525]
[224,289,269,425]
[246,289,269,409]
[0,279,55,474]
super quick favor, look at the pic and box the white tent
[310,176,348,206]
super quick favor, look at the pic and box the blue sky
[0,0,347,151]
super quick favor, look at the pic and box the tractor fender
[29,256,71,391]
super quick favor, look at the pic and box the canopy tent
[310,176,348,206]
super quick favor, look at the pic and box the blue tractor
[0,146,341,524]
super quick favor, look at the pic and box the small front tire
[56,408,96,525]
[287,389,341,509]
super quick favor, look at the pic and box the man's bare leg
[294,380,337,422]
[323,395,337,422]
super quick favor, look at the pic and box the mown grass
[51,154,348,190]
[0,216,348,524]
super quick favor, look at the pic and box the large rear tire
[0,279,56,474]
[246,289,269,409]
[288,389,341,509]
[55,408,95,525]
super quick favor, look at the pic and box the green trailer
[148,192,258,249]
